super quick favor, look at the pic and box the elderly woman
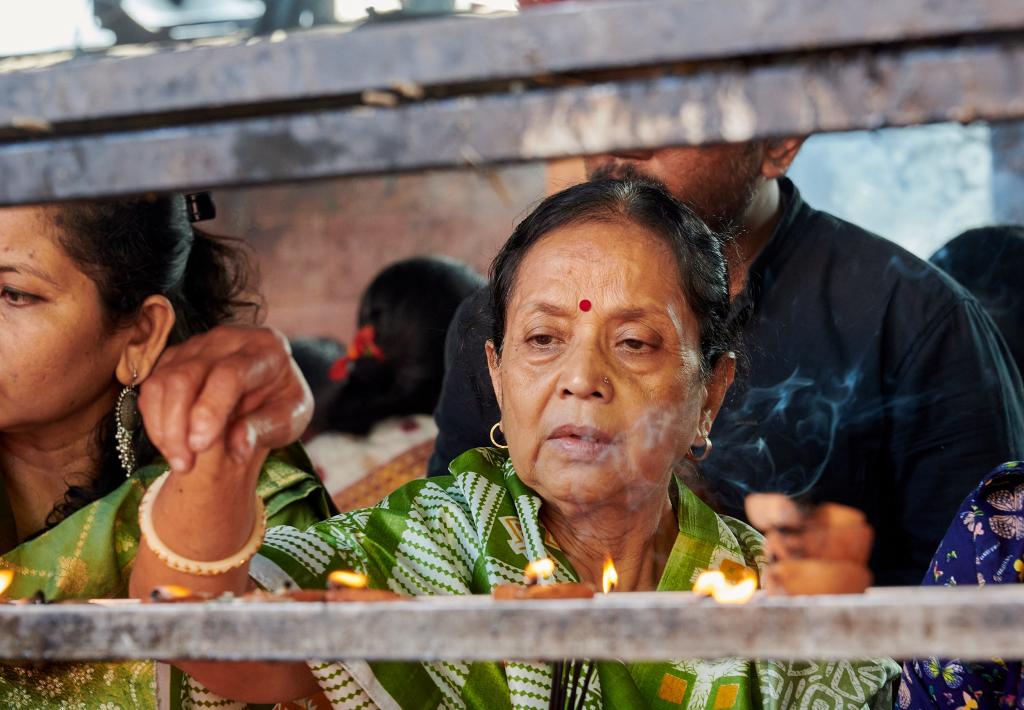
[132,180,898,708]
[0,196,332,707]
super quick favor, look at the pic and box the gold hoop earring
[687,435,712,463]
[489,422,509,450]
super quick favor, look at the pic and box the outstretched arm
[128,325,321,703]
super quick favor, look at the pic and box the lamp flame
[602,558,618,594]
[0,569,13,596]
[150,584,193,601]
[328,570,369,590]
[524,557,555,585]
[693,566,757,605]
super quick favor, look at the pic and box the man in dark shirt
[427,140,1024,585]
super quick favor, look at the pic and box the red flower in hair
[328,324,385,381]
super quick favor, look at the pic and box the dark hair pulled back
[490,178,738,378]
[45,194,260,525]
[326,256,484,435]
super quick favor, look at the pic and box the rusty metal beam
[1,0,1022,135]
[3,586,1024,662]
[2,41,1023,206]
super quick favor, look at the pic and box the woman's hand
[140,324,313,474]
[129,326,322,702]
[131,324,313,590]
[132,324,312,587]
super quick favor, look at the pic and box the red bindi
[579,299,592,312]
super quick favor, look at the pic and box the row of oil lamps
[0,495,872,605]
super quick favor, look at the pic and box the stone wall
[207,164,546,342]
[209,121,1016,340]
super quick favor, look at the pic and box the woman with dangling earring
[0,194,334,707]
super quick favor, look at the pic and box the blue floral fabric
[898,461,1024,709]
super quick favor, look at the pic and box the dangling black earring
[115,370,141,477]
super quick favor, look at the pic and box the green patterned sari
[0,445,334,710]
[252,448,899,710]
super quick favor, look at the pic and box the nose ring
[602,377,610,384]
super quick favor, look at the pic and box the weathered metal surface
[1,0,1022,134]
[2,41,1023,205]
[2,586,1023,662]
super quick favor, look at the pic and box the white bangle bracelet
[139,470,266,577]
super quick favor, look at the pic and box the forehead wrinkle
[0,207,83,287]
[0,262,60,287]
[518,300,573,319]
[510,220,691,326]
[522,249,651,299]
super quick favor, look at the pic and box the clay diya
[148,570,401,604]
[492,558,595,600]
[270,570,401,602]
[147,584,213,603]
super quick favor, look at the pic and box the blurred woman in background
[930,225,1024,374]
[301,256,483,510]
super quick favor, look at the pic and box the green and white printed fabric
[253,447,900,709]
[0,445,334,710]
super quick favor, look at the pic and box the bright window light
[334,0,402,22]
[334,0,516,22]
